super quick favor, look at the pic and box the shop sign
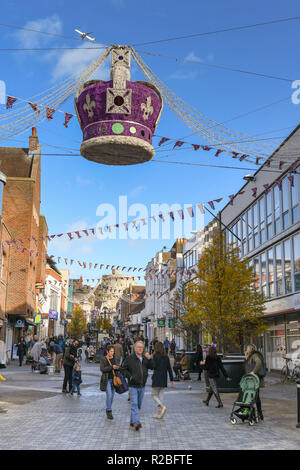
[49,310,58,320]
[34,314,42,324]
[168,318,175,328]
[15,320,25,328]
[157,319,165,328]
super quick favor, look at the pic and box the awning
[25,318,35,326]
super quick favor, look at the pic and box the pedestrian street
[0,361,299,450]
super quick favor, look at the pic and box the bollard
[296,379,300,428]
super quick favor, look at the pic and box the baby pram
[230,373,260,426]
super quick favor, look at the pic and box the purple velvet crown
[75,80,162,146]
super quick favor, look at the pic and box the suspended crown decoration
[74,46,163,165]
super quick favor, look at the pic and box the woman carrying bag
[100,345,120,420]
[151,341,174,419]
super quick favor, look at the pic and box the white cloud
[51,43,110,81]
[169,70,199,80]
[13,14,63,48]
[168,51,214,80]
[76,175,93,186]
[129,185,146,197]
[49,219,99,254]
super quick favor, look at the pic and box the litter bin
[215,356,245,393]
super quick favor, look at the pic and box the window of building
[282,177,290,230]
[261,252,267,296]
[286,313,300,356]
[253,257,260,291]
[266,191,273,240]
[259,197,265,244]
[292,172,300,224]
[253,203,258,248]
[247,207,253,252]
[293,233,300,291]
[242,215,247,255]
[274,185,281,235]
[267,248,274,298]
[284,239,292,294]
[275,244,283,296]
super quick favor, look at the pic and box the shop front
[262,311,300,371]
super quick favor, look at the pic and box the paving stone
[0,362,299,449]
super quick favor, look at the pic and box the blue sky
[1,0,300,283]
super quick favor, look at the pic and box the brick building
[0,129,48,359]
[116,285,145,333]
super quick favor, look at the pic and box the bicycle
[280,357,300,383]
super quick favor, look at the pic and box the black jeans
[19,354,24,366]
[173,364,181,378]
[63,365,73,391]
[256,390,262,414]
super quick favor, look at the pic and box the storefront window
[293,233,300,291]
[265,322,286,371]
[284,239,292,294]
[275,244,283,296]
[286,314,300,358]
[267,248,274,298]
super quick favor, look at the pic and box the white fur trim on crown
[80,135,155,166]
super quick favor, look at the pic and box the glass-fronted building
[221,125,300,371]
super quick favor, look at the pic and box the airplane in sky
[75,29,96,42]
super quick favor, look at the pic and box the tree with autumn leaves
[95,317,113,331]
[68,305,87,338]
[183,229,266,355]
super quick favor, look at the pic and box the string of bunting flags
[5,95,74,128]
[4,95,287,167]
[156,135,293,169]
[2,166,296,248]
[4,241,198,282]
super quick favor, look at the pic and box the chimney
[29,127,39,151]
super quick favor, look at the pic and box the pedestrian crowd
[13,332,267,428]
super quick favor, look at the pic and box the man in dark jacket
[120,340,153,430]
[17,337,27,366]
[62,339,78,393]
